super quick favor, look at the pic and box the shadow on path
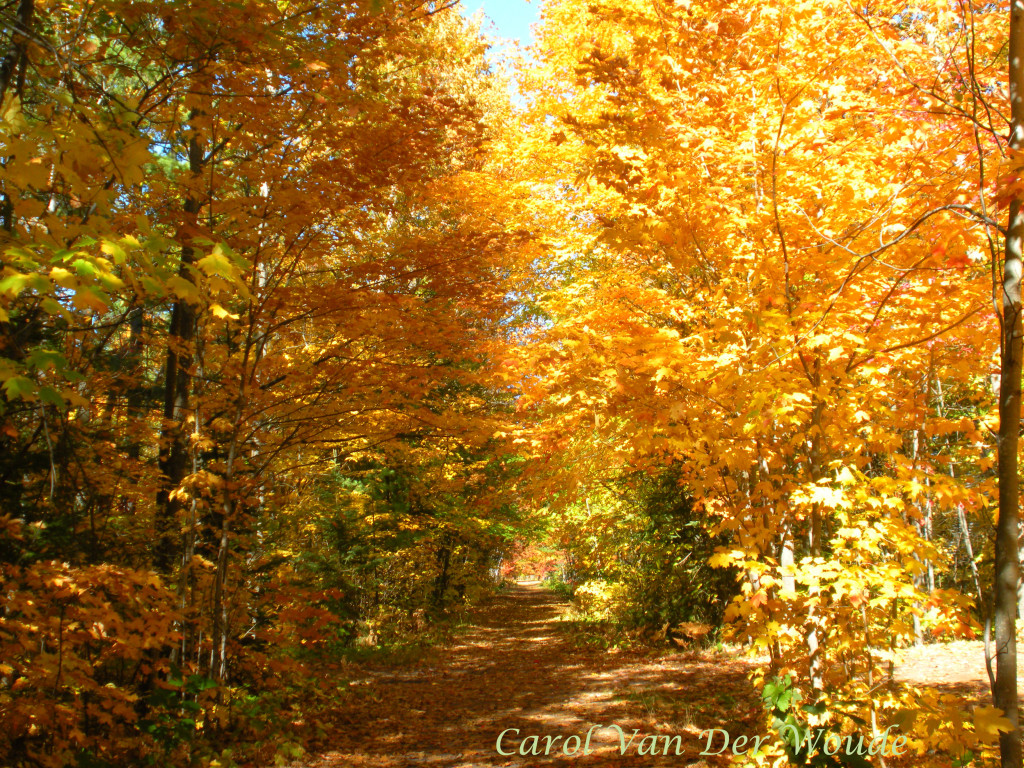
[301,583,758,768]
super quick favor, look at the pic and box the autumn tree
[996,1,1024,764]
[511,0,1013,758]
[0,1,529,765]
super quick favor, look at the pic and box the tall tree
[996,2,1024,764]
[511,0,1010,755]
[0,1,528,764]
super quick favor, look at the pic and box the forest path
[297,583,757,768]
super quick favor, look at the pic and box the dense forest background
[1,0,1023,766]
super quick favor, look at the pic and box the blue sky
[458,0,540,46]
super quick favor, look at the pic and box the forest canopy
[1,1,1024,767]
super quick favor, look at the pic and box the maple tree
[509,0,1023,763]
[998,1,1024,765]
[0,1,530,765]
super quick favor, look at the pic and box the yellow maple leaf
[973,706,1014,742]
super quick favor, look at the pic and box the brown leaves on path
[290,584,759,768]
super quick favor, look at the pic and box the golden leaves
[515,1,1001,755]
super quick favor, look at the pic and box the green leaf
[41,297,69,317]
[777,690,794,712]
[38,386,66,409]
[72,258,98,277]
[0,273,41,297]
[26,348,67,372]
[3,376,37,401]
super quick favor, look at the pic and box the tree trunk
[1019,532,1024,621]
[806,397,825,693]
[780,520,796,594]
[155,132,204,573]
[433,539,452,610]
[996,5,1024,765]
[0,0,33,106]
[0,0,33,235]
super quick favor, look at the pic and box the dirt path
[299,583,759,768]
[895,639,1023,700]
